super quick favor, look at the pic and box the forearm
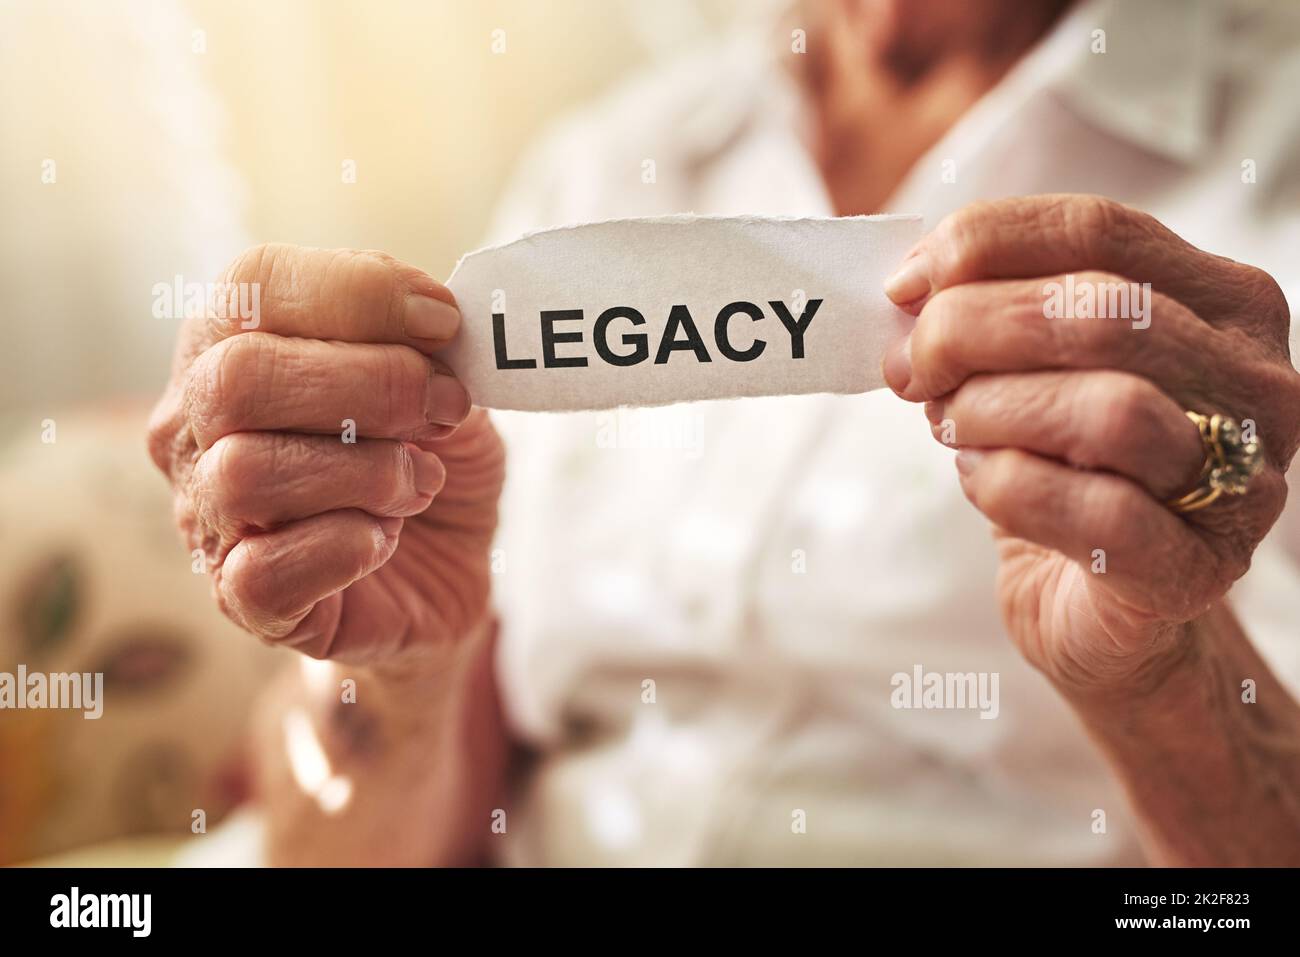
[251,617,510,866]
[1064,601,1300,866]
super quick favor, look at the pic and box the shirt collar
[687,0,1221,209]
[1024,0,1218,164]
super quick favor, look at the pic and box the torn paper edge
[444,212,926,286]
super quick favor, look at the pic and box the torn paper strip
[441,214,923,411]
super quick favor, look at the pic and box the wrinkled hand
[882,195,1300,694]
[148,244,503,665]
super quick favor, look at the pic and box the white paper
[442,214,923,412]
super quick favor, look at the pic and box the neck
[798,0,1072,214]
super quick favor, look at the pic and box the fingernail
[955,449,984,476]
[374,516,404,548]
[403,293,459,340]
[425,367,471,426]
[924,399,944,425]
[884,256,931,305]
[403,442,446,496]
[882,334,912,394]
[411,424,458,441]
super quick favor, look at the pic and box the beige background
[0,0,747,414]
[0,0,755,862]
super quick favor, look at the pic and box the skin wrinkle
[1226,701,1300,837]
[1068,375,1126,470]
[975,442,1220,624]
[213,400,496,660]
[380,556,457,659]
[189,441,236,543]
[847,12,1300,869]
[258,438,307,519]
[208,336,262,445]
[390,345,422,431]
[296,598,345,662]
[376,251,422,337]
[393,526,484,625]
[330,249,373,333]
[277,341,324,424]
[1085,376,1193,494]
[390,440,418,511]
[916,197,1272,328]
[141,0,1300,862]
[1082,613,1300,865]
[934,370,1202,495]
[927,276,1269,410]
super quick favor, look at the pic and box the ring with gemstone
[1165,411,1263,514]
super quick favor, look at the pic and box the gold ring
[1165,411,1263,514]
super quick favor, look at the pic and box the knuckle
[193,435,263,525]
[975,451,1025,518]
[1080,476,1146,544]
[213,243,291,336]
[330,248,403,325]
[914,287,964,388]
[1145,288,1188,330]
[221,546,295,634]
[1081,375,1169,471]
[1092,374,1175,475]
[145,393,182,476]
[1048,289,1133,362]
[223,242,281,288]
[973,372,1055,428]
[186,334,274,447]
[1062,196,1140,260]
[1072,268,1130,290]
[1183,471,1282,595]
[229,241,308,309]
[1071,194,1125,232]
[380,346,431,431]
[930,201,996,281]
[1094,374,1157,441]
[1237,264,1290,325]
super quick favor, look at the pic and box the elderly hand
[147,244,503,665]
[883,195,1300,696]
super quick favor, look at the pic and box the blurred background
[0,0,747,865]
[2,0,752,412]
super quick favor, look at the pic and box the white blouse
[487,0,1300,865]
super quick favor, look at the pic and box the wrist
[285,612,495,741]
[370,613,492,679]
[1053,607,1227,726]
